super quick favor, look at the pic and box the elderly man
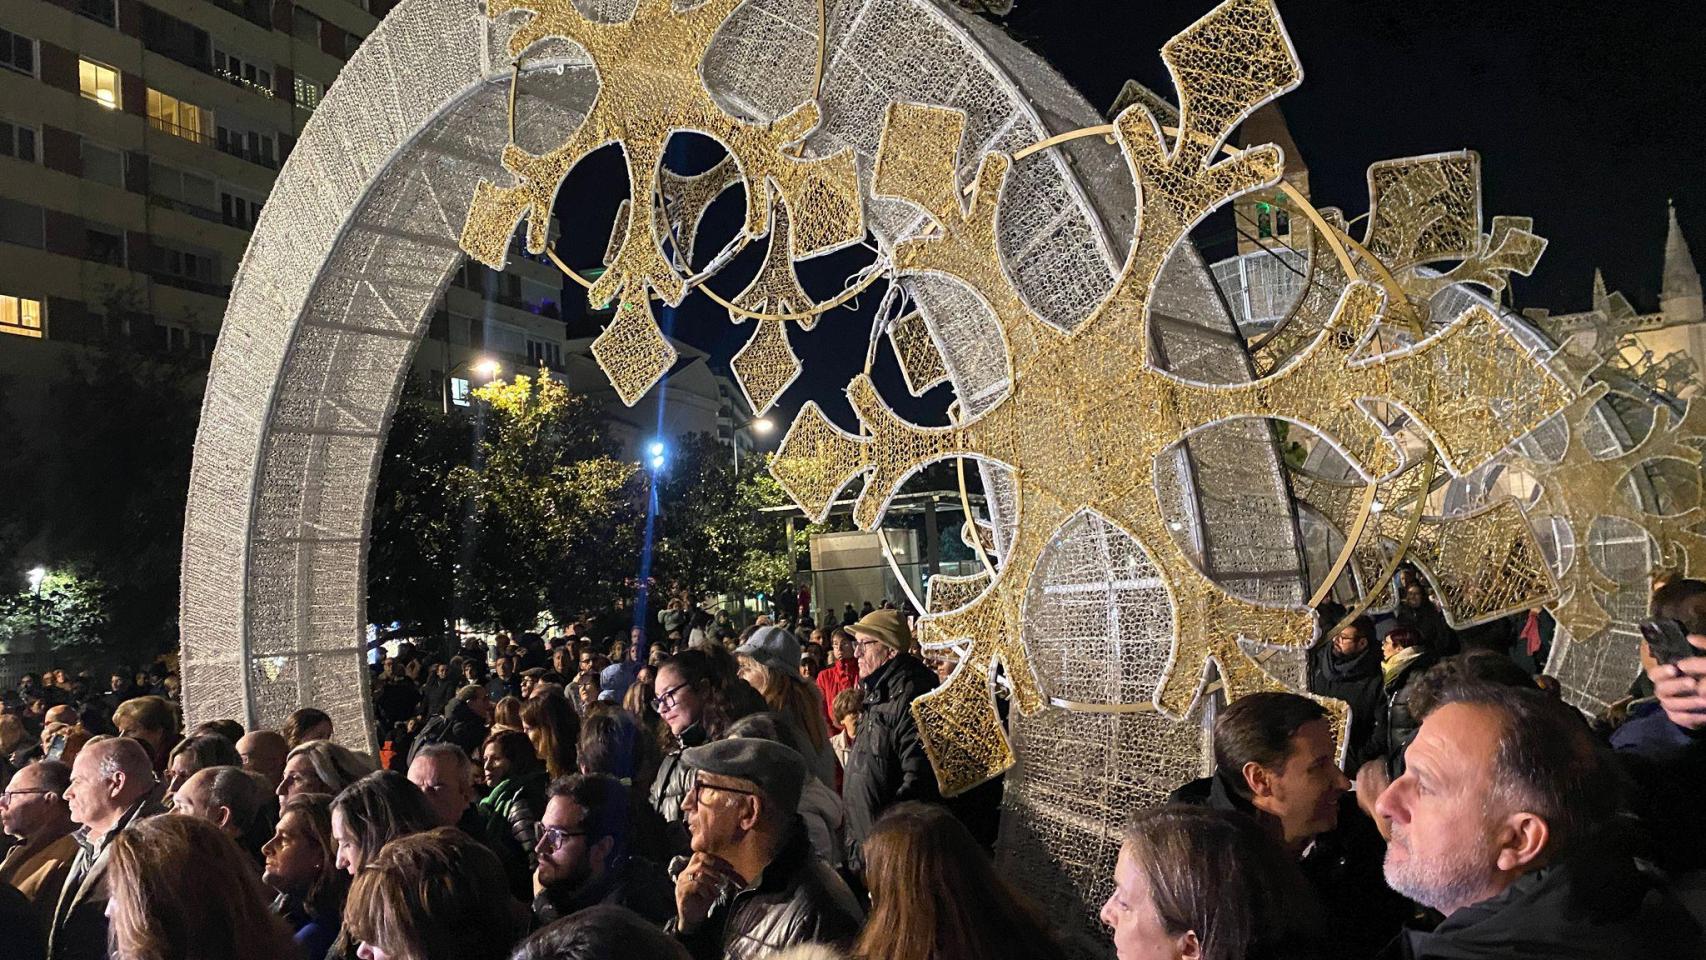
[408,743,528,898]
[235,730,288,791]
[840,608,938,873]
[0,759,77,925]
[670,738,862,960]
[533,773,673,927]
[51,737,163,960]
[1376,682,1706,957]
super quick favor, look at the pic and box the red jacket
[816,659,860,725]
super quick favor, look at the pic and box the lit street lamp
[26,566,45,672]
[441,355,502,414]
[731,415,775,472]
[646,439,669,473]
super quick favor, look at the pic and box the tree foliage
[651,433,811,599]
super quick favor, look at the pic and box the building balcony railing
[215,140,278,170]
[147,193,223,225]
[149,270,232,298]
[148,117,213,147]
[214,67,276,100]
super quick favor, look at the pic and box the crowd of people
[1,575,1705,960]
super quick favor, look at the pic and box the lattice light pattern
[770,0,1574,795]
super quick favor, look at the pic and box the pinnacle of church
[1662,200,1703,325]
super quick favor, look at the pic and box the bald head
[66,737,155,836]
[43,704,77,726]
[237,730,289,788]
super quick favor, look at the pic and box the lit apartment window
[293,76,322,112]
[0,28,36,76]
[147,89,211,143]
[0,294,43,338]
[79,59,119,109]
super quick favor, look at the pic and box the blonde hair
[739,657,830,751]
[108,814,296,960]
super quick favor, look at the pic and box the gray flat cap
[681,737,806,815]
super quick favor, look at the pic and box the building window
[79,59,120,109]
[0,294,43,338]
[0,121,38,163]
[76,0,117,28]
[80,140,125,187]
[0,198,44,248]
[292,9,323,44]
[0,28,36,77]
[85,226,126,267]
[450,377,472,406]
[293,76,322,112]
[213,48,274,98]
[215,120,275,168]
[147,89,211,144]
[220,189,261,229]
[526,338,563,369]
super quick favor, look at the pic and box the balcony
[214,67,276,100]
[215,139,278,170]
[149,270,231,298]
[149,116,213,147]
[147,193,222,225]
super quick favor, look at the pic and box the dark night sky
[555,0,1706,439]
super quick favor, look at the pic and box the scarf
[1382,645,1425,686]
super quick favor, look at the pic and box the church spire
[1661,200,1703,325]
[1593,267,1609,313]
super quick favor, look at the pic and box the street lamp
[26,566,45,673]
[731,415,775,472]
[441,355,502,413]
[646,440,668,473]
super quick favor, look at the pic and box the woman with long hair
[621,675,670,762]
[491,695,525,735]
[282,708,333,750]
[263,793,348,959]
[162,732,241,801]
[853,802,1064,960]
[1101,805,1322,960]
[478,729,549,861]
[735,626,836,785]
[521,688,581,780]
[647,646,764,826]
[279,740,374,801]
[329,771,434,877]
[342,827,528,960]
[107,814,299,960]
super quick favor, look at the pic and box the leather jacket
[670,821,864,960]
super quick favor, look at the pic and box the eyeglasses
[536,825,589,850]
[853,638,884,651]
[686,774,760,804]
[0,788,51,804]
[651,681,690,712]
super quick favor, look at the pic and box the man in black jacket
[1171,691,1407,959]
[669,739,862,960]
[1376,681,1706,959]
[1308,614,1384,763]
[533,774,674,927]
[840,608,939,875]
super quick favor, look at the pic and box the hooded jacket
[840,653,939,873]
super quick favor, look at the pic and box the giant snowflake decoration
[770,0,1574,794]
[459,0,863,406]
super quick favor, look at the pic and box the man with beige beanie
[839,608,938,874]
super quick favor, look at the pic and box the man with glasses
[840,608,938,875]
[0,759,76,925]
[50,736,163,960]
[669,738,861,960]
[534,773,673,927]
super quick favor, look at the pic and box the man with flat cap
[668,738,863,960]
[840,607,938,874]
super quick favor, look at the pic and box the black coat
[533,853,675,928]
[1361,649,1437,780]
[841,654,939,873]
[1171,772,1401,960]
[1307,640,1385,764]
[670,821,864,960]
[1395,845,1706,959]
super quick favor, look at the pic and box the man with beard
[1308,614,1385,763]
[532,774,673,928]
[1171,692,1406,959]
[1376,681,1706,958]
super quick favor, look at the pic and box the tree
[449,373,646,633]
[651,433,812,599]
[0,568,110,664]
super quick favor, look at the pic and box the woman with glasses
[646,648,764,838]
